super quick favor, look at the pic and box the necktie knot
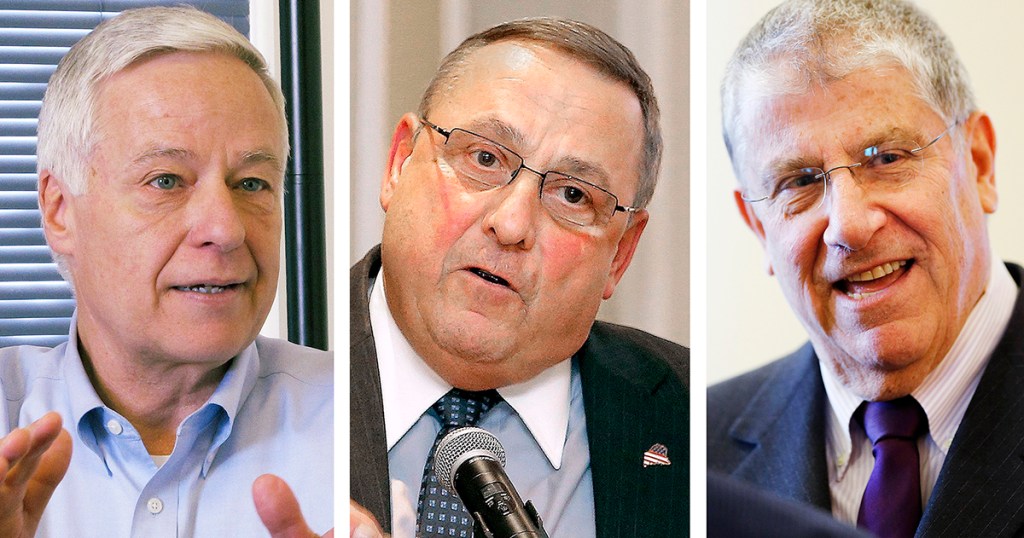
[861,396,928,444]
[432,388,500,429]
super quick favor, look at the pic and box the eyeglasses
[419,118,640,227]
[741,122,960,216]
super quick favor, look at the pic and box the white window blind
[0,0,249,348]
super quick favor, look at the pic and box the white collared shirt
[369,269,596,536]
[821,254,1018,523]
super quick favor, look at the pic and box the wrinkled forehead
[728,63,938,184]
[432,41,645,195]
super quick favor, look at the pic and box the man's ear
[734,189,774,276]
[380,113,421,213]
[37,170,75,257]
[964,111,997,214]
[602,210,649,300]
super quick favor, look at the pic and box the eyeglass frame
[417,117,641,226]
[740,120,962,212]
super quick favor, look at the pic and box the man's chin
[822,343,939,400]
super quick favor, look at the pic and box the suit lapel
[727,344,832,510]
[349,246,393,532]
[917,263,1024,537]
[580,323,689,538]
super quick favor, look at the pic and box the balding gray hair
[419,17,662,209]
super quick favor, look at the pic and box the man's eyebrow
[761,126,932,182]
[240,149,285,171]
[552,155,612,188]
[463,117,613,188]
[129,147,284,171]
[131,147,196,165]
[463,117,528,149]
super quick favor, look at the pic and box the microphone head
[434,426,507,492]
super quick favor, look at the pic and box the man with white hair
[709,0,1024,536]
[0,7,331,536]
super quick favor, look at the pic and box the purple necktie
[857,396,928,538]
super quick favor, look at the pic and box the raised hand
[0,412,73,538]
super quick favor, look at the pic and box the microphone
[434,427,549,538]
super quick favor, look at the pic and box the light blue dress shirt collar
[61,313,261,477]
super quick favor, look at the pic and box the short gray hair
[721,0,975,174]
[37,5,288,196]
[419,17,662,209]
[36,6,287,285]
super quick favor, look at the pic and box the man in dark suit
[350,17,688,538]
[709,0,1023,536]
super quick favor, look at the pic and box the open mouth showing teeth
[469,268,510,287]
[837,260,911,300]
[174,284,234,294]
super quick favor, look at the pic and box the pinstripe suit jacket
[708,263,1024,537]
[350,246,690,537]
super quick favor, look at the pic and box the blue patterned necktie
[857,396,929,538]
[416,388,501,537]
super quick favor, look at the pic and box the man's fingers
[4,412,63,486]
[23,427,71,506]
[350,500,385,538]
[253,474,321,538]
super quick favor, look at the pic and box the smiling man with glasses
[708,1,1023,536]
[350,17,688,538]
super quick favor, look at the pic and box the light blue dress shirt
[0,319,333,537]
[387,360,596,537]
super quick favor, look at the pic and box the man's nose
[480,168,542,249]
[185,181,246,252]
[821,168,886,251]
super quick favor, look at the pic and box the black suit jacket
[708,263,1024,537]
[351,246,689,537]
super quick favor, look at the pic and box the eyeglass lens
[439,128,619,226]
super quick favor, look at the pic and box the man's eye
[777,169,822,192]
[149,174,180,190]
[240,178,269,192]
[473,150,499,168]
[870,150,910,167]
[559,185,589,205]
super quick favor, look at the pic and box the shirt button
[147,497,163,514]
[106,419,123,435]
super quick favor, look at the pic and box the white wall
[350,0,690,347]
[707,1,1024,383]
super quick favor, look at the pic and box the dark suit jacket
[351,246,690,537]
[709,262,1024,537]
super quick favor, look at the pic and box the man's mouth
[173,283,239,294]
[468,268,510,288]
[836,260,911,300]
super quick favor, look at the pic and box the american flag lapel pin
[642,443,671,467]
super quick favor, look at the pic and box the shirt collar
[371,268,572,469]
[63,311,262,474]
[62,314,109,458]
[822,254,1018,474]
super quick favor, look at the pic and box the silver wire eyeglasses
[741,121,961,216]
[419,117,640,227]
